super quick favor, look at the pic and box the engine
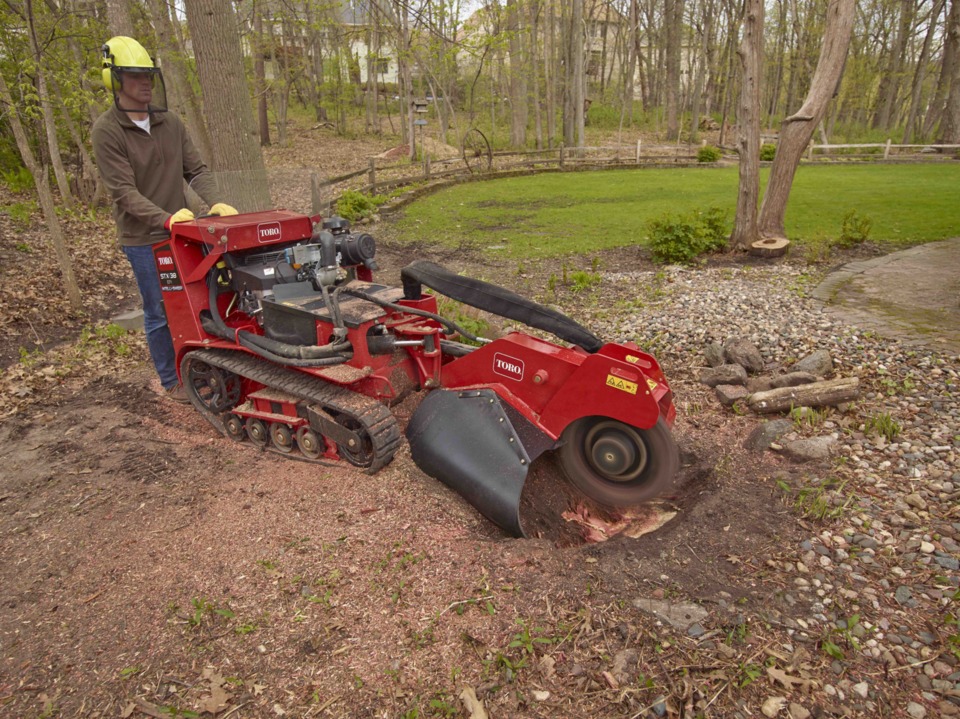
[223,217,378,323]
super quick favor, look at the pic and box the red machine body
[156,210,678,536]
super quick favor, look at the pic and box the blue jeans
[123,244,178,389]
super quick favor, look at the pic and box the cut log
[749,237,790,258]
[748,376,859,414]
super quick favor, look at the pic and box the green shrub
[647,206,729,265]
[2,166,33,193]
[697,145,722,163]
[334,190,387,222]
[696,206,729,252]
[837,210,872,247]
[760,144,777,161]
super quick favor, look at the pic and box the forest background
[1,0,959,313]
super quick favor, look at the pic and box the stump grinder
[156,210,680,536]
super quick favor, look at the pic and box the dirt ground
[0,123,910,718]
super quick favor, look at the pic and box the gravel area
[582,262,960,716]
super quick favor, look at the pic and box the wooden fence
[302,139,960,215]
[807,141,960,161]
[309,141,699,214]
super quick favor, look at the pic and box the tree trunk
[902,0,945,142]
[665,0,683,139]
[185,0,271,212]
[0,71,82,312]
[253,4,271,146]
[572,0,585,147]
[924,0,960,136]
[105,0,134,36]
[729,0,763,251]
[51,78,105,204]
[530,0,544,150]
[939,0,960,142]
[26,0,74,211]
[758,0,855,241]
[872,0,915,130]
[689,0,714,142]
[400,3,415,160]
[507,0,528,147]
[546,0,557,146]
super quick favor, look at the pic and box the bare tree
[729,0,763,250]
[252,1,271,146]
[939,0,960,142]
[664,0,683,139]
[185,0,272,211]
[25,0,74,211]
[758,0,856,241]
[507,0,528,147]
[0,70,82,311]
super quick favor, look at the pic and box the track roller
[245,418,268,446]
[296,427,322,459]
[270,422,294,453]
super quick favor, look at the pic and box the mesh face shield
[111,67,168,114]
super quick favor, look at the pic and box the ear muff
[102,67,117,91]
[102,43,115,90]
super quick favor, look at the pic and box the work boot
[164,383,190,403]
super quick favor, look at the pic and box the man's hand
[164,208,195,229]
[210,203,238,217]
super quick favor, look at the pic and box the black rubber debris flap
[407,388,549,537]
[401,260,603,353]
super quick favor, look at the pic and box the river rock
[723,336,765,374]
[700,364,748,387]
[793,350,834,377]
[704,342,725,367]
[745,419,796,451]
[783,436,837,462]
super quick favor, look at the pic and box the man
[92,36,237,402]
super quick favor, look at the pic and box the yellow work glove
[210,202,238,217]
[164,208,195,230]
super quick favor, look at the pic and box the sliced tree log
[748,376,859,414]
[749,237,791,258]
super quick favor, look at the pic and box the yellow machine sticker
[606,375,638,395]
[647,378,658,391]
[626,355,640,364]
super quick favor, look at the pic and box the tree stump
[750,237,790,258]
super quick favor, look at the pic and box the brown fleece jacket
[92,105,219,246]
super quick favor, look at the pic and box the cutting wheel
[558,417,679,506]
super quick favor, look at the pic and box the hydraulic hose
[205,268,353,365]
[339,287,488,345]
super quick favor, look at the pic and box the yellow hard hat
[101,36,158,91]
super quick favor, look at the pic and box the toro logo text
[493,353,525,382]
[257,222,282,244]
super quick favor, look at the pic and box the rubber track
[182,349,401,474]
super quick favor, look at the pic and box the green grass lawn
[394,164,960,259]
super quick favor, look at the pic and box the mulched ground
[0,121,948,718]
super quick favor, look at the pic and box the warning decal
[605,374,638,395]
[626,355,640,364]
[646,378,658,391]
